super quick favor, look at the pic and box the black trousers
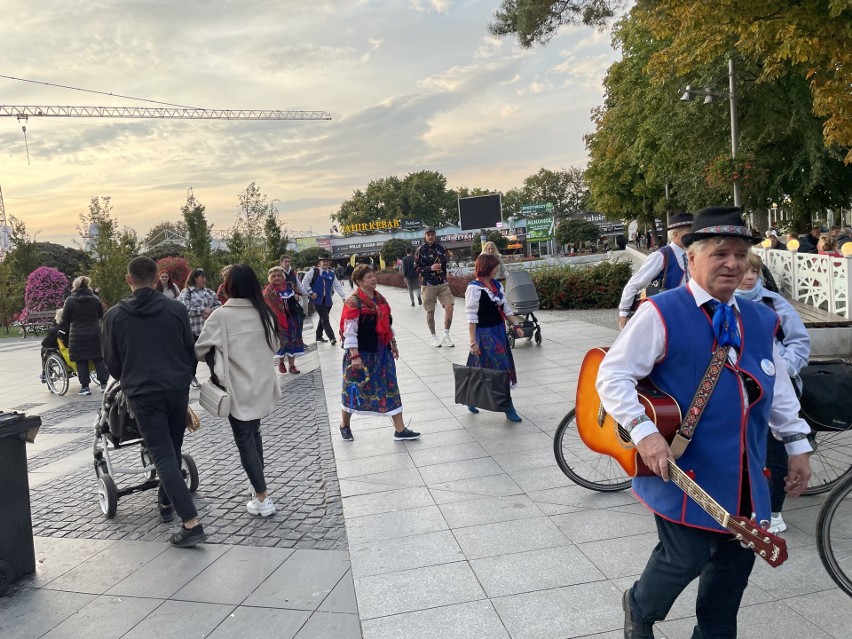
[127,390,197,521]
[631,515,756,639]
[228,415,266,493]
[75,358,108,388]
[766,434,788,513]
[314,304,335,341]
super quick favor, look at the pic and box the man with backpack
[306,254,346,344]
[401,247,421,306]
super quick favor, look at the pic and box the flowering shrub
[23,267,68,321]
[156,256,191,289]
[704,153,768,190]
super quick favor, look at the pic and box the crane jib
[0,106,332,120]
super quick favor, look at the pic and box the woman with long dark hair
[155,270,181,299]
[465,253,524,422]
[263,266,305,374]
[195,265,282,517]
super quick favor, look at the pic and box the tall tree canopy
[583,13,852,225]
[490,0,852,161]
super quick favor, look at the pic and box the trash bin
[0,411,41,596]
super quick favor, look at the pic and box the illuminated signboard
[342,219,402,234]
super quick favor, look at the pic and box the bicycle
[802,426,852,496]
[816,472,852,597]
[552,408,631,492]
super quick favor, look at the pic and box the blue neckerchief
[705,300,741,349]
[734,280,764,302]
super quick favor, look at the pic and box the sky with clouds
[0,0,618,245]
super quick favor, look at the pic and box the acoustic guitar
[576,347,788,567]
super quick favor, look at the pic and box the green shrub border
[373,260,631,310]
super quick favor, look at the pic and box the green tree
[519,167,589,215]
[292,246,329,270]
[490,0,852,162]
[263,207,290,265]
[78,196,139,305]
[181,192,214,274]
[35,242,91,279]
[5,215,40,279]
[0,260,24,334]
[472,230,509,255]
[229,182,276,274]
[556,218,600,246]
[380,238,412,265]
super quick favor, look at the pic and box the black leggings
[228,415,267,494]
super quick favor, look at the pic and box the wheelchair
[42,337,97,396]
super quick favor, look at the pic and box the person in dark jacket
[60,276,108,396]
[101,256,206,548]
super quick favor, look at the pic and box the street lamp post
[680,57,741,207]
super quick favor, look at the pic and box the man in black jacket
[401,247,421,306]
[101,256,206,547]
[415,227,454,347]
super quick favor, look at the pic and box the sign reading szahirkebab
[342,219,403,234]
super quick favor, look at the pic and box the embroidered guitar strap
[669,344,730,459]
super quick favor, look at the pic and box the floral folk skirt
[276,316,305,358]
[466,323,518,386]
[341,346,403,416]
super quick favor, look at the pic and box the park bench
[787,299,852,329]
[21,310,58,338]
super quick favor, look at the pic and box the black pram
[503,270,542,347]
[91,379,198,518]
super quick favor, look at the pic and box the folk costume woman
[338,264,420,442]
[263,266,305,374]
[465,254,524,422]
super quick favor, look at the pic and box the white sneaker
[430,335,441,347]
[767,512,786,534]
[247,496,276,517]
[441,335,455,347]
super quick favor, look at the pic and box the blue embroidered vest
[654,245,686,291]
[634,286,779,532]
[309,268,334,307]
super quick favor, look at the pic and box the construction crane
[0,106,331,120]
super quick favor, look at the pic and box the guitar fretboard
[666,461,729,528]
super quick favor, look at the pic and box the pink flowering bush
[23,267,68,321]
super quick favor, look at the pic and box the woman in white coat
[195,264,282,517]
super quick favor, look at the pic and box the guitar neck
[666,461,730,529]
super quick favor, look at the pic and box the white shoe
[767,512,786,534]
[441,335,455,347]
[190,377,201,389]
[247,496,276,517]
[430,335,441,347]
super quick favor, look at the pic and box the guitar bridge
[597,403,606,427]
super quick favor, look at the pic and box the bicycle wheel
[816,473,852,597]
[553,408,631,492]
[804,427,852,496]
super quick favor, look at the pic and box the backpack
[799,360,852,432]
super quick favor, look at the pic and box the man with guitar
[617,212,693,330]
[596,207,812,639]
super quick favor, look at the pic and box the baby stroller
[504,270,542,347]
[91,379,199,518]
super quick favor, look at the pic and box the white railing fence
[754,247,852,318]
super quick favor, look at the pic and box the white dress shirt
[618,243,688,316]
[597,281,812,455]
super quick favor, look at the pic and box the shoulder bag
[198,312,232,418]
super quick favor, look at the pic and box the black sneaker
[394,428,421,441]
[78,387,92,396]
[317,336,328,343]
[158,502,175,524]
[330,338,337,345]
[170,523,207,548]
[339,425,354,441]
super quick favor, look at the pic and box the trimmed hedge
[531,261,631,310]
[374,261,630,309]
